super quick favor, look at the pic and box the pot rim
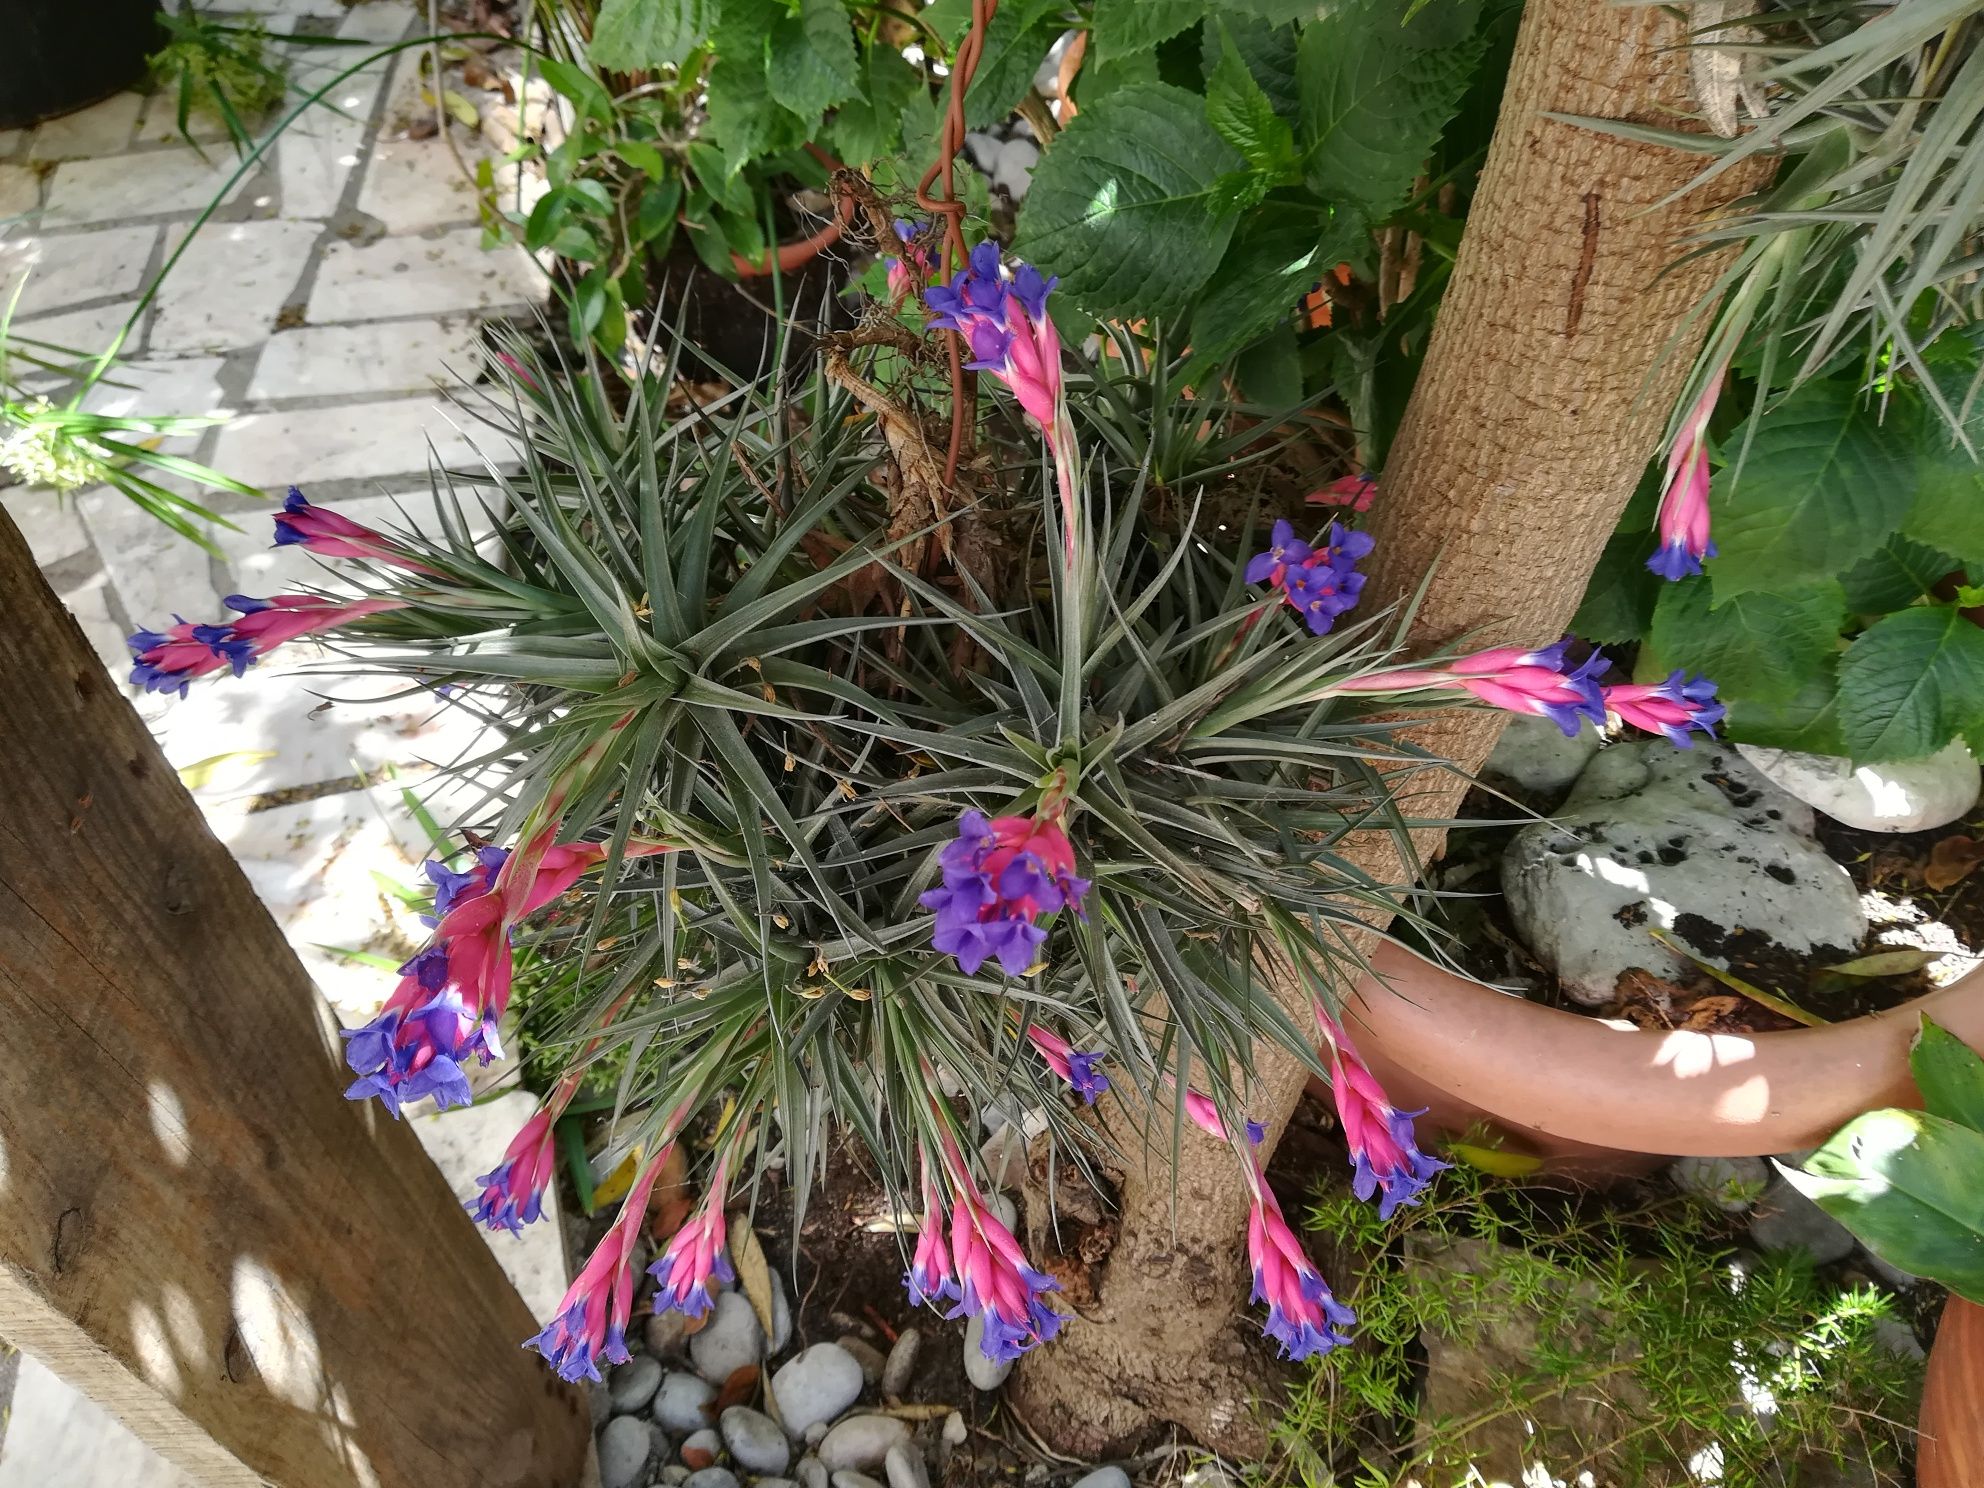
[1345,941,1984,1158]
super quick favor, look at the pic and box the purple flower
[1024,1026,1111,1104]
[1246,519,1372,636]
[1285,560,1366,636]
[1248,1176,1355,1361]
[1244,520,1314,586]
[525,1152,667,1381]
[1604,671,1725,747]
[920,810,1089,978]
[1316,1003,1448,1221]
[649,1161,736,1319]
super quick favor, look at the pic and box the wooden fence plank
[0,513,589,1488]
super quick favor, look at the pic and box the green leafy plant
[148,5,292,154]
[1268,1162,1921,1488]
[1787,1016,1984,1302]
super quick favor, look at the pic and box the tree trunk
[1009,0,1774,1455]
[0,514,591,1487]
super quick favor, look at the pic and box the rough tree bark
[1010,0,1776,1455]
[0,516,591,1487]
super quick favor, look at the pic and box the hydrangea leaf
[1837,603,1984,762]
[1905,443,1984,563]
[1722,663,1847,758]
[768,0,862,124]
[1707,381,1916,602]
[1841,532,1961,613]
[1185,213,1361,368]
[1092,0,1204,63]
[1015,82,1246,320]
[827,46,922,165]
[1201,12,1298,120]
[962,0,1063,129]
[589,0,715,71]
[1206,21,1299,176]
[1295,0,1484,218]
[1648,576,1844,707]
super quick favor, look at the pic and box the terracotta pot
[1919,1295,1984,1488]
[1341,942,1984,1164]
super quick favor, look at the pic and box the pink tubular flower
[1314,1004,1445,1221]
[885,219,934,301]
[1309,473,1377,512]
[905,1160,961,1308]
[1604,670,1725,748]
[1023,1025,1110,1104]
[1335,638,1609,739]
[649,1155,735,1319]
[1182,1087,1266,1146]
[526,1150,666,1381]
[1647,372,1721,581]
[1246,1168,1354,1361]
[918,1129,1061,1362]
[273,487,435,572]
[128,593,405,696]
[920,808,1091,978]
[471,1100,562,1233]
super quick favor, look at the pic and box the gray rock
[601,1416,659,1488]
[1750,1176,1856,1264]
[962,1314,1012,1391]
[1874,1317,1925,1362]
[1501,741,1865,1007]
[646,1307,690,1359]
[653,1370,718,1433]
[832,1475,886,1488]
[804,1422,830,1447]
[1480,712,1600,801]
[817,1415,911,1472]
[612,1355,666,1415]
[690,1290,765,1384]
[681,1428,724,1469]
[755,1480,796,1488]
[1865,1250,1922,1291]
[721,1406,792,1475]
[962,132,1000,174]
[1032,30,1077,97]
[684,1471,740,1488]
[883,1443,930,1488]
[797,1456,829,1488]
[940,1413,966,1447]
[991,139,1040,202]
[1738,740,1980,834]
[836,1334,886,1388]
[880,1328,921,1400]
[768,1268,793,1354]
[772,1342,867,1438]
[1071,1470,1131,1488]
[591,1383,613,1429]
[1670,1155,1771,1213]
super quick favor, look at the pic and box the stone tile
[52,568,135,678]
[277,52,391,220]
[338,1,415,43]
[43,148,248,227]
[0,226,159,317]
[28,91,145,160]
[149,219,320,353]
[76,482,227,626]
[249,316,483,399]
[354,136,486,233]
[0,1354,195,1488]
[1,488,92,566]
[309,228,539,322]
[211,397,515,490]
[79,355,232,440]
[133,93,244,148]
[11,302,139,364]
[0,163,40,218]
[0,128,23,157]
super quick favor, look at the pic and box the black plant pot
[0,0,162,131]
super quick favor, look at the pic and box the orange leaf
[1926,834,1984,892]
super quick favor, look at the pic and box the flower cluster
[1247,1173,1356,1360]
[274,487,432,572]
[649,1159,736,1320]
[1315,1004,1446,1221]
[1246,519,1374,636]
[470,1101,561,1234]
[1335,638,1612,739]
[128,593,404,696]
[907,1135,1063,1363]
[921,809,1090,977]
[1604,670,1726,747]
[1647,373,1721,581]
[1023,1025,1110,1104]
[526,1153,666,1381]
[1183,1087,1266,1146]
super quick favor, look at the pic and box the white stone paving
[0,4,564,1478]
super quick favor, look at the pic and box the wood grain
[0,512,590,1487]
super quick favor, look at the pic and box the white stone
[1737,741,1981,835]
[150,220,321,353]
[75,482,227,626]
[209,396,511,489]
[0,163,41,217]
[962,132,1000,174]
[408,1090,572,1322]
[879,1327,919,1400]
[683,1471,738,1488]
[355,136,488,233]
[797,1456,830,1488]
[0,1353,195,1488]
[681,1429,724,1466]
[9,302,137,363]
[599,1416,660,1488]
[837,1334,885,1387]
[0,128,23,157]
[2,488,92,566]
[0,226,159,317]
[960,1315,1011,1391]
[1069,1470,1130,1488]
[816,1417,910,1473]
[29,92,145,160]
[991,139,1039,202]
[882,1444,929,1488]
[653,1370,718,1433]
[720,1407,791,1475]
[1751,1173,1856,1264]
[43,149,249,227]
[250,316,482,399]
[308,227,541,322]
[338,0,415,43]
[1481,712,1601,800]
[610,1355,666,1415]
[1670,1155,1771,1213]
[772,1343,866,1437]
[1032,31,1077,98]
[1501,741,1867,1007]
[689,1289,764,1383]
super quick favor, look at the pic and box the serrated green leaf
[1837,603,1984,761]
[1201,12,1298,119]
[769,0,861,123]
[1206,21,1298,174]
[1184,215,1341,366]
[1093,0,1204,64]
[589,0,715,72]
[703,51,806,174]
[962,0,1062,129]
[1906,442,1984,563]
[827,45,921,165]
[1649,577,1843,707]
[1723,661,1847,757]
[1295,0,1483,218]
[1709,381,1916,601]
[537,57,614,121]
[1913,1016,1984,1135]
[1014,82,1246,320]
[1787,1108,1984,1303]
[1841,531,1960,612]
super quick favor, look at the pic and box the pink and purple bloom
[1245,519,1373,636]
[1647,373,1721,581]
[905,1162,961,1309]
[649,1158,735,1319]
[1247,1171,1355,1360]
[1314,1005,1446,1221]
[128,593,406,695]
[273,487,434,572]
[921,809,1090,978]
[1023,1025,1110,1104]
[1336,638,1609,738]
[1604,671,1725,747]
[525,1150,666,1381]
[471,1102,561,1233]
[935,1136,1063,1363]
[885,219,935,301]
[1309,473,1378,512]
[1182,1088,1266,1146]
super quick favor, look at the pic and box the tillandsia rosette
[131,242,1720,1381]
